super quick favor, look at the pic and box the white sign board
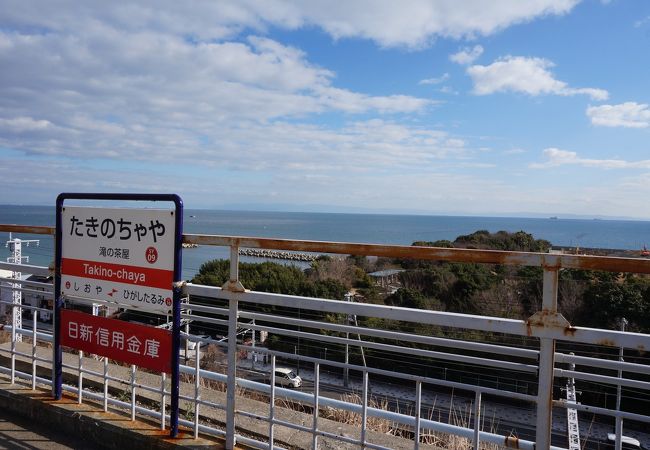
[61,206,176,313]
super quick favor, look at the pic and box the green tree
[193,259,346,300]
[581,277,650,331]
[385,288,428,309]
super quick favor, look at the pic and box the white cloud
[0,25,434,163]
[0,1,583,170]
[0,1,581,49]
[284,1,580,48]
[450,45,484,65]
[531,148,650,169]
[586,102,650,128]
[419,73,450,85]
[0,116,53,132]
[438,86,459,95]
[634,15,650,28]
[467,56,608,100]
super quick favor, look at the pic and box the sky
[1,0,650,218]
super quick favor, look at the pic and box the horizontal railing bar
[553,400,650,423]
[10,350,45,361]
[0,224,55,235]
[180,313,229,328]
[268,418,320,437]
[235,435,286,450]
[183,233,650,274]
[0,366,52,387]
[182,303,229,315]
[0,286,53,297]
[194,398,225,411]
[554,368,650,391]
[186,284,528,334]
[0,261,51,277]
[190,285,650,351]
[0,326,53,341]
[555,352,650,376]
[0,302,53,315]
[0,277,53,290]
[237,410,269,422]
[547,326,650,352]
[240,323,538,373]
[3,223,650,274]
[239,309,539,359]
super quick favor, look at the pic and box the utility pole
[565,353,580,450]
[5,233,40,342]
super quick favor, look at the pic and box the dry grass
[0,330,12,344]
[320,393,503,449]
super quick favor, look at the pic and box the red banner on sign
[61,258,173,290]
[60,309,172,373]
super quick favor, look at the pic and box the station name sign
[61,206,176,313]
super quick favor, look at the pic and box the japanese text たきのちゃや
[69,215,166,242]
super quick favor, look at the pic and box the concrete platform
[0,376,240,450]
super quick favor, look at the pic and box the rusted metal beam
[3,224,650,274]
[184,233,650,273]
[0,224,55,235]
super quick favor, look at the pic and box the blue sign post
[54,193,183,437]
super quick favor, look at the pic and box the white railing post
[225,244,242,450]
[361,371,368,447]
[473,391,481,450]
[615,317,627,450]
[103,358,109,412]
[161,372,166,430]
[269,355,276,449]
[78,350,84,404]
[10,303,16,384]
[131,364,137,421]
[535,266,559,449]
[312,362,320,449]
[194,344,201,439]
[415,380,421,450]
[32,310,37,390]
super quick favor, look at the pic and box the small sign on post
[61,206,176,314]
[54,193,183,438]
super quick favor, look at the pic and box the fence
[1,223,650,449]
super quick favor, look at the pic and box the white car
[607,433,643,450]
[183,334,211,350]
[273,368,302,388]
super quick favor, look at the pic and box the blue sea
[1,205,649,280]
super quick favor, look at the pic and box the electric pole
[565,353,580,450]
[5,233,40,342]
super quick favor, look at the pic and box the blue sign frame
[54,193,183,437]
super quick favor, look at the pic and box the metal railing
[1,223,650,449]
